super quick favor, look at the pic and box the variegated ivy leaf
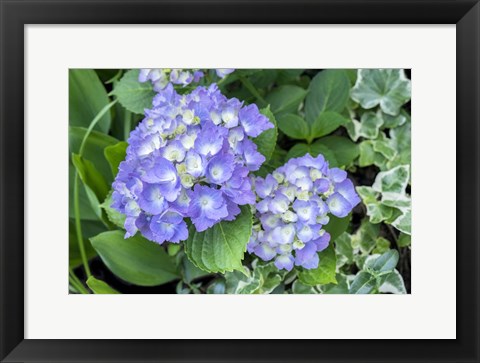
[346,110,384,141]
[224,261,286,294]
[372,165,410,194]
[378,269,406,294]
[351,69,411,116]
[358,121,410,171]
[381,110,408,129]
[357,165,411,235]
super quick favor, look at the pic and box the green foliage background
[69,69,411,295]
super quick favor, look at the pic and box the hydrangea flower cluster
[139,68,234,91]
[111,82,273,245]
[247,154,360,271]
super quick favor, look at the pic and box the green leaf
[305,70,350,124]
[69,126,119,184]
[277,113,310,140]
[184,205,252,273]
[324,214,351,241]
[310,111,349,139]
[72,154,109,222]
[90,230,180,286]
[265,85,307,116]
[373,237,391,254]
[365,250,399,274]
[112,69,156,114]
[372,165,410,194]
[379,269,406,294]
[322,274,350,294]
[292,280,318,294]
[100,191,126,229]
[72,154,109,203]
[69,69,111,133]
[298,244,337,286]
[255,146,287,178]
[351,69,411,116]
[225,261,285,294]
[397,233,411,248]
[86,276,120,294]
[104,141,128,178]
[335,232,354,264]
[349,271,377,294]
[253,106,278,162]
[181,253,211,284]
[286,142,338,167]
[317,135,359,167]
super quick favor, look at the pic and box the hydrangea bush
[69,68,411,295]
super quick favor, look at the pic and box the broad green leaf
[277,113,310,140]
[322,274,350,294]
[378,269,406,294]
[255,146,287,178]
[351,69,411,116]
[292,280,318,294]
[100,191,125,229]
[104,141,128,178]
[358,140,377,167]
[90,230,180,286]
[112,69,156,114]
[254,106,278,162]
[324,214,351,241]
[310,111,349,139]
[265,85,307,116]
[305,70,350,124]
[349,271,377,294]
[72,154,110,223]
[184,205,252,273]
[181,253,212,283]
[365,250,399,274]
[72,154,109,204]
[69,126,119,184]
[69,69,111,133]
[372,165,410,194]
[286,142,338,167]
[298,244,337,286]
[86,276,120,294]
[317,135,359,167]
[69,163,98,221]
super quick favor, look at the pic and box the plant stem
[239,77,267,106]
[73,100,118,278]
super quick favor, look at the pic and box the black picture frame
[1,0,479,362]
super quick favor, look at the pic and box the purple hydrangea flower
[247,153,359,271]
[139,68,234,91]
[111,79,272,245]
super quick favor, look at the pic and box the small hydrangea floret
[247,154,360,271]
[139,68,234,91]
[112,82,273,245]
